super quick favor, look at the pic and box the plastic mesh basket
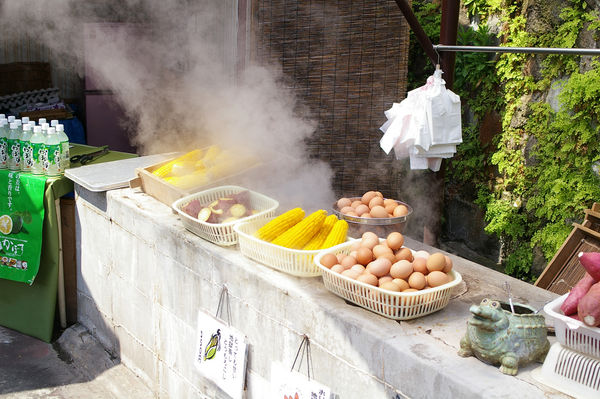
[233,218,324,277]
[544,294,600,359]
[313,241,462,320]
[532,342,600,398]
[172,186,278,246]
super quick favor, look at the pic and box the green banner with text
[0,170,46,285]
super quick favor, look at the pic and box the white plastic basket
[172,186,278,246]
[532,342,600,399]
[233,218,325,277]
[313,241,462,320]
[544,293,600,359]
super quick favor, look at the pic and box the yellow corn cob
[163,170,210,189]
[321,219,348,249]
[271,210,327,249]
[153,149,203,177]
[255,208,305,242]
[302,214,338,250]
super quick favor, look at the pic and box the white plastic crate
[544,293,600,359]
[233,218,325,277]
[172,186,278,246]
[313,241,462,320]
[532,342,600,399]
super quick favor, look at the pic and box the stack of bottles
[0,114,70,177]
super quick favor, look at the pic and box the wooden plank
[60,198,78,325]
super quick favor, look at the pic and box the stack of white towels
[380,67,462,172]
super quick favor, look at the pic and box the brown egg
[370,205,388,218]
[355,204,370,216]
[379,253,397,265]
[379,281,401,292]
[395,247,414,262]
[373,244,393,258]
[342,269,361,280]
[427,271,449,287]
[351,264,366,274]
[374,191,384,198]
[349,250,358,259]
[412,257,428,275]
[426,253,447,273]
[340,206,354,214]
[393,204,409,217]
[350,241,362,251]
[337,198,352,209]
[361,191,378,205]
[392,278,410,291]
[345,211,358,216]
[361,213,372,218]
[443,255,453,273]
[378,275,394,285]
[366,258,392,277]
[351,200,363,209]
[368,196,384,209]
[356,247,373,265]
[390,260,413,280]
[408,272,427,290]
[320,253,338,269]
[341,255,358,269]
[362,231,378,241]
[357,272,379,286]
[361,235,379,250]
[386,232,404,250]
[331,264,345,274]
[384,203,397,215]
[336,253,346,264]
[383,198,397,207]
[403,288,419,293]
[414,250,430,259]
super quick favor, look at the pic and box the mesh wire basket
[313,241,462,320]
[532,342,600,398]
[172,186,278,246]
[544,294,600,359]
[233,218,324,277]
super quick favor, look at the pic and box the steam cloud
[0,0,336,210]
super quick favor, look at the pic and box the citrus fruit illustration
[0,214,23,234]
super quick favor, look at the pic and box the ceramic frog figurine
[458,298,550,375]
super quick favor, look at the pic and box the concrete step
[0,324,154,398]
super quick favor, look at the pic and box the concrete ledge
[74,185,566,398]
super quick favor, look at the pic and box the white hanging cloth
[379,66,462,172]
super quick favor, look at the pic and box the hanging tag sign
[194,309,248,399]
[270,361,331,399]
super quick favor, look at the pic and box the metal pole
[393,0,437,66]
[433,44,600,56]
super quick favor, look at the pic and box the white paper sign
[270,361,331,399]
[194,310,248,399]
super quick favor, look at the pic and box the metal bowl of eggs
[332,191,413,239]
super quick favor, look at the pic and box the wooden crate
[535,204,600,294]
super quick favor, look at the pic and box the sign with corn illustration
[0,171,46,285]
[194,310,248,399]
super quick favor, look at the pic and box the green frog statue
[458,298,550,375]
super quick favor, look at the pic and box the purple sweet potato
[561,272,597,315]
[578,252,600,281]
[578,281,600,327]
[183,199,202,218]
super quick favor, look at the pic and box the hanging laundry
[379,66,462,172]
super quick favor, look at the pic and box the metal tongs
[70,145,109,165]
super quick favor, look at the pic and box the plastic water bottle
[0,119,8,169]
[30,126,45,175]
[38,118,46,126]
[7,122,21,171]
[44,127,62,176]
[21,117,30,126]
[7,116,15,123]
[20,124,33,173]
[56,124,70,171]
[50,119,59,127]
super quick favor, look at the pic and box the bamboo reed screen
[250,0,410,197]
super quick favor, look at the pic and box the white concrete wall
[74,185,565,399]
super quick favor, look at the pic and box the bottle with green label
[20,123,33,173]
[56,124,70,171]
[30,126,45,175]
[7,122,21,171]
[44,127,62,176]
[0,119,8,169]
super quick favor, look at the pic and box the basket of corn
[132,146,261,206]
[233,208,349,277]
[172,185,279,246]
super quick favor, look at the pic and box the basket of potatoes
[314,231,462,320]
